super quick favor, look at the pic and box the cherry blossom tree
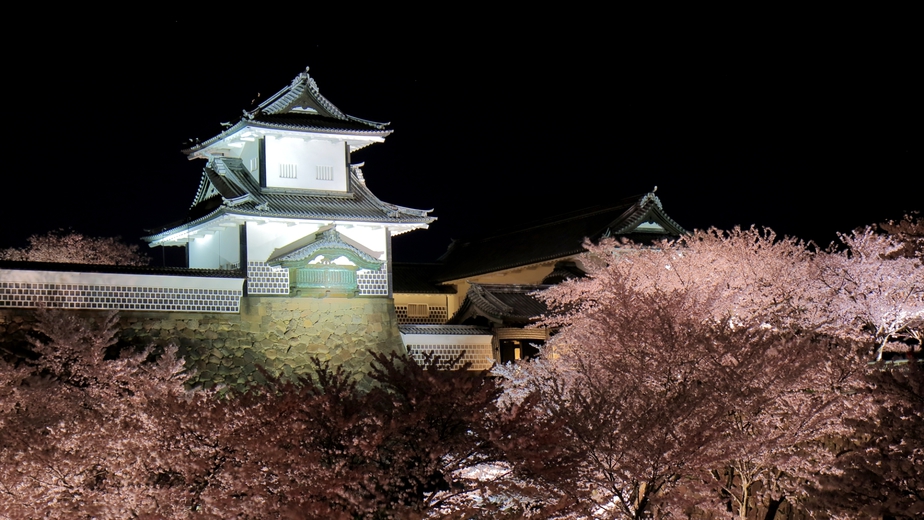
[494,225,914,518]
[699,330,865,520]
[0,229,149,265]
[538,228,829,338]
[495,285,730,518]
[819,225,923,361]
[0,309,218,519]
[812,356,924,518]
[541,224,922,362]
[497,275,864,519]
[3,221,918,517]
[2,310,510,518]
[197,352,507,519]
[880,212,923,260]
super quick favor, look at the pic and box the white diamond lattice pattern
[407,343,494,371]
[0,282,241,313]
[395,305,449,324]
[357,265,388,296]
[248,263,389,296]
[247,262,289,295]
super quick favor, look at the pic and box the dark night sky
[4,20,919,263]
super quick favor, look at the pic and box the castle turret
[144,67,434,298]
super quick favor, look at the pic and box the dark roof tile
[399,324,492,335]
[449,284,550,326]
[392,263,456,294]
[184,68,389,155]
[145,158,434,242]
[435,192,685,281]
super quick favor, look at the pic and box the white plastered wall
[264,137,347,192]
[399,333,495,371]
[246,221,323,262]
[188,225,240,269]
[240,140,260,182]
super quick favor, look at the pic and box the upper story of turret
[182,66,392,195]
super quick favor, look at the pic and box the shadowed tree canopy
[0,230,149,266]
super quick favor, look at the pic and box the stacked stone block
[0,297,406,392]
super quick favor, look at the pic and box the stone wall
[0,296,406,392]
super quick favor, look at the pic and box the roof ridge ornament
[639,189,663,209]
[351,163,367,185]
[291,66,310,87]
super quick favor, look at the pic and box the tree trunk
[739,484,749,520]
[763,497,784,520]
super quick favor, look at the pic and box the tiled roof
[435,191,686,282]
[449,284,550,326]
[248,114,389,134]
[144,158,434,242]
[541,261,586,285]
[205,166,248,200]
[0,260,243,278]
[399,324,492,335]
[392,263,456,294]
[184,68,390,155]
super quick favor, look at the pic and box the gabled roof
[448,284,551,326]
[183,67,391,156]
[267,226,383,270]
[143,158,434,244]
[435,190,686,282]
[252,67,384,125]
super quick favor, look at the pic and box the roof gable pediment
[605,190,687,237]
[434,190,687,282]
[267,225,383,271]
[253,67,349,120]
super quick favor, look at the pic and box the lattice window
[247,262,289,294]
[356,265,388,296]
[395,305,449,324]
[406,303,429,317]
[249,157,259,174]
[316,165,334,181]
[406,344,494,371]
[0,282,241,313]
[279,163,297,179]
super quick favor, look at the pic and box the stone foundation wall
[0,296,405,392]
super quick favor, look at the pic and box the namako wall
[0,296,405,392]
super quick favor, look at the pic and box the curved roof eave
[224,207,435,224]
[144,206,434,246]
[182,120,392,156]
[142,206,229,244]
[243,120,391,137]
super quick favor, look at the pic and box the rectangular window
[316,165,334,181]
[279,164,297,179]
[406,303,430,318]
